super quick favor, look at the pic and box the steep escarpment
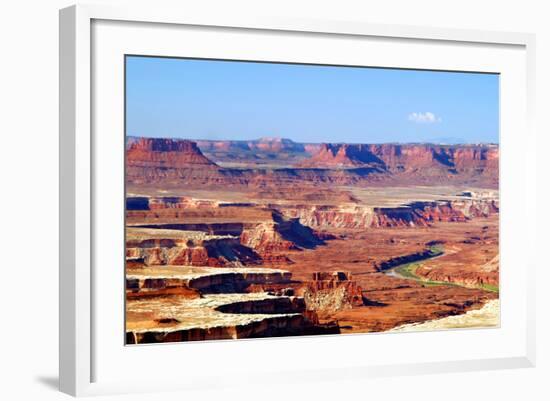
[299,142,498,179]
[126,266,340,344]
[125,227,262,267]
[127,204,327,265]
[298,271,365,312]
[125,142,381,188]
[127,137,218,168]
[299,143,385,168]
[275,198,499,230]
[126,138,235,187]
[239,215,325,262]
[126,137,499,188]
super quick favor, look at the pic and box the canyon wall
[275,199,499,229]
[126,137,499,188]
[299,142,499,178]
[127,137,218,168]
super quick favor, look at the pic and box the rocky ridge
[299,143,499,178]
[126,137,499,188]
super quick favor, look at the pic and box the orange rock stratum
[125,137,500,344]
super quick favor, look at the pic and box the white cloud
[408,112,442,124]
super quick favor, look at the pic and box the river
[382,249,500,331]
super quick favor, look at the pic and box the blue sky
[126,56,499,144]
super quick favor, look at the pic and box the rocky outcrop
[125,267,340,344]
[276,199,499,229]
[299,142,499,179]
[127,138,218,168]
[126,138,239,187]
[126,313,339,344]
[126,137,499,189]
[298,271,365,312]
[240,222,299,254]
[299,143,385,168]
[214,296,306,314]
[277,204,376,229]
[126,228,262,267]
[240,213,325,262]
[126,267,292,295]
[415,268,499,288]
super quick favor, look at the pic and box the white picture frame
[59,4,536,397]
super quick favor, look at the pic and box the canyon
[125,137,500,343]
[126,137,499,190]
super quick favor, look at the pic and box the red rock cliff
[127,138,218,168]
[300,143,498,176]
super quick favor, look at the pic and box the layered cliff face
[240,216,325,262]
[126,138,238,186]
[298,271,365,312]
[299,142,499,177]
[276,199,499,229]
[299,143,385,167]
[126,137,498,188]
[125,227,262,267]
[127,138,218,168]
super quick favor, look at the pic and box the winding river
[381,248,500,331]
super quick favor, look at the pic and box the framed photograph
[59,4,536,396]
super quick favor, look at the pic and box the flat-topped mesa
[299,142,499,176]
[368,144,436,170]
[250,137,304,152]
[299,143,385,168]
[126,266,293,296]
[275,198,499,229]
[127,137,218,168]
[195,137,305,154]
[125,227,262,267]
[452,146,499,172]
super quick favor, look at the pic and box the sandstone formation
[126,266,292,296]
[275,198,499,230]
[127,137,218,168]
[299,272,365,312]
[126,227,262,267]
[299,143,499,180]
[126,266,339,343]
[125,137,500,342]
[126,137,499,189]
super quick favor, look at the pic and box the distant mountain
[192,137,311,166]
[195,137,306,153]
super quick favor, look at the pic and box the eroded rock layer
[125,267,340,343]
[274,198,499,229]
[126,137,499,189]
[124,137,500,342]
